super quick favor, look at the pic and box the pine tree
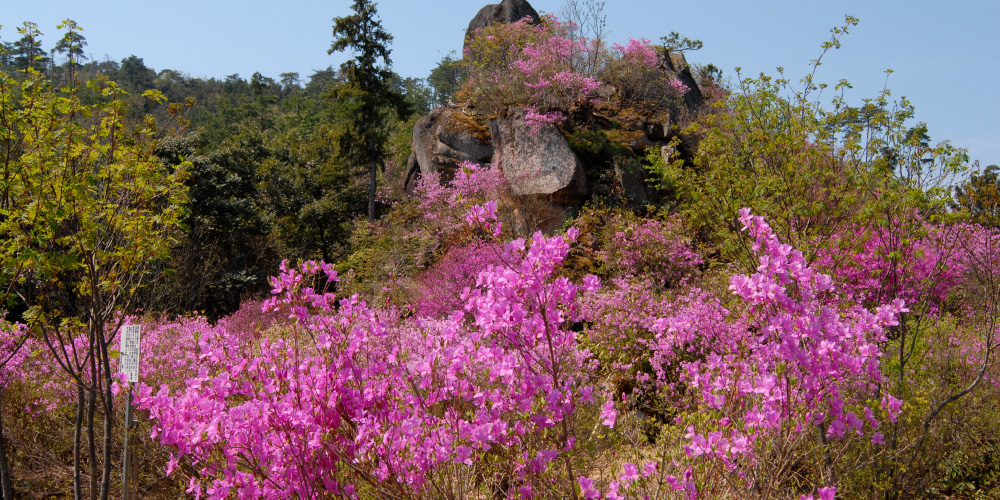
[54,19,87,81]
[10,22,49,73]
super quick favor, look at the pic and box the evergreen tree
[329,0,411,222]
[119,55,154,89]
[427,53,462,106]
[0,42,13,70]
[53,20,87,85]
[10,22,49,73]
[54,20,87,64]
[249,72,279,132]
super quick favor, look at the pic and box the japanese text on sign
[120,325,141,383]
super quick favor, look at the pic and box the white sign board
[120,325,141,384]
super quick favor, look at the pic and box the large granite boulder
[465,0,541,48]
[405,106,493,192]
[409,106,494,188]
[489,109,588,203]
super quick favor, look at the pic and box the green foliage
[0,48,189,499]
[647,16,968,268]
[395,75,433,115]
[954,164,1000,227]
[427,53,463,106]
[660,31,703,52]
[118,55,154,89]
[53,19,86,65]
[566,127,645,203]
[0,70,188,327]
[259,120,366,263]
[151,134,277,319]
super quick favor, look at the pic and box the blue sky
[3,0,998,168]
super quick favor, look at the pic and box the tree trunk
[0,389,13,500]
[368,134,377,222]
[98,333,114,500]
[74,384,84,500]
[87,338,98,500]
[87,387,97,500]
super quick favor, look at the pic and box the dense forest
[2,0,1000,499]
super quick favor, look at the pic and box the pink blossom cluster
[510,22,605,131]
[576,209,912,496]
[801,486,837,500]
[412,241,503,317]
[600,215,702,285]
[9,328,101,413]
[0,323,29,390]
[413,160,507,236]
[669,209,905,471]
[524,107,566,131]
[133,219,605,499]
[578,460,678,500]
[813,222,971,311]
[613,38,658,68]
[463,16,608,131]
[668,79,689,94]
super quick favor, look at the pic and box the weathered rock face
[464,0,540,48]
[403,151,421,193]
[408,106,494,190]
[489,109,588,203]
[657,50,704,112]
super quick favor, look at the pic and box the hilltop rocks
[657,50,704,112]
[489,109,588,203]
[465,0,541,48]
[406,106,588,203]
[410,107,494,186]
[404,0,703,206]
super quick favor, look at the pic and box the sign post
[119,325,141,500]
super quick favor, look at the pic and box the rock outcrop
[489,109,588,203]
[405,0,706,208]
[405,107,494,192]
[657,50,704,112]
[464,0,541,48]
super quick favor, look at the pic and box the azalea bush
[459,15,692,131]
[5,202,1000,498]
[134,216,607,499]
[460,15,604,126]
[134,210,949,499]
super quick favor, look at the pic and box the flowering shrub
[413,160,508,238]
[575,209,907,498]
[411,240,503,317]
[461,16,606,129]
[6,202,1000,499]
[599,37,672,106]
[669,210,905,489]
[133,212,607,499]
[813,222,970,311]
[0,324,28,391]
[613,38,658,68]
[460,18,694,132]
[668,79,690,94]
[597,213,702,285]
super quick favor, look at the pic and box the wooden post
[121,388,134,500]
[119,325,141,500]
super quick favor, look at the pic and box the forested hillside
[2,0,999,499]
